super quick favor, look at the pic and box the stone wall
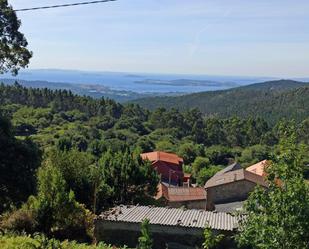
[207,180,257,205]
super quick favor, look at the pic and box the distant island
[134,78,241,87]
[0,78,183,102]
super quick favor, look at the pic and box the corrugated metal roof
[97,205,240,231]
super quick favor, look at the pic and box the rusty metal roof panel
[98,206,240,231]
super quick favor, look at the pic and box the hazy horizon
[7,0,309,78]
[3,68,309,81]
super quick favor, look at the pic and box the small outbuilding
[205,164,268,210]
[94,205,241,249]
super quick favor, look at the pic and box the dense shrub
[0,208,37,234]
[196,166,222,186]
[0,116,41,213]
[0,165,94,242]
[0,233,118,249]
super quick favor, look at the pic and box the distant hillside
[131,80,309,123]
[0,78,166,102]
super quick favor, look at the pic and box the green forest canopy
[1,82,308,188]
[131,79,309,124]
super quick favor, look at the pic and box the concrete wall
[207,180,257,205]
[94,220,236,249]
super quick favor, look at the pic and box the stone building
[95,205,240,249]
[205,163,268,210]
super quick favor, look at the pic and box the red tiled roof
[246,160,269,176]
[141,151,183,165]
[204,168,268,189]
[168,187,206,202]
[156,183,206,202]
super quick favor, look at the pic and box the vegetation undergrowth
[0,232,129,249]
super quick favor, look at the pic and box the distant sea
[0,69,277,94]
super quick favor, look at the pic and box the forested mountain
[131,80,309,124]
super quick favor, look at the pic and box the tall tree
[0,0,32,75]
[0,116,41,213]
[44,149,95,210]
[236,128,309,249]
[27,163,92,241]
[99,149,159,206]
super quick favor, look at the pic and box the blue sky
[8,0,309,77]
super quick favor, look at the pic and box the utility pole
[169,170,171,187]
[169,169,176,186]
[93,179,97,214]
[93,162,99,214]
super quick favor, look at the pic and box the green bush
[196,166,222,186]
[0,233,117,249]
[138,219,152,249]
[205,146,234,165]
[192,157,210,177]
[0,208,37,234]
[1,165,94,242]
[239,144,270,167]
[202,226,224,249]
